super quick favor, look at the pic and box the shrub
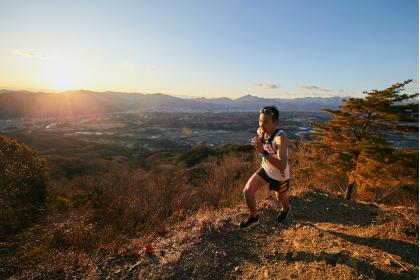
[0,134,48,236]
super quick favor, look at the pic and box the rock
[234,266,240,272]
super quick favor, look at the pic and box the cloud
[11,49,60,60]
[298,84,356,97]
[300,85,333,93]
[253,83,279,89]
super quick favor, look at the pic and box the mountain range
[0,89,349,118]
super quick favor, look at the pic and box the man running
[240,105,291,228]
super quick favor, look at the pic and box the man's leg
[243,173,266,217]
[275,190,289,211]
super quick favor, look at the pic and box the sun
[44,65,81,91]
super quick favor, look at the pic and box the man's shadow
[326,230,418,265]
[286,189,418,271]
[289,189,381,226]
[282,250,418,279]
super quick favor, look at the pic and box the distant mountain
[0,89,349,118]
[194,94,350,112]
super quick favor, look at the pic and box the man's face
[259,113,277,134]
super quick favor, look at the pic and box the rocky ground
[82,189,418,279]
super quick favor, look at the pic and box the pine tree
[306,80,419,200]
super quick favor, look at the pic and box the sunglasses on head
[259,108,274,116]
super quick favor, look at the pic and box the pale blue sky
[0,0,418,98]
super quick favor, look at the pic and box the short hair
[260,105,279,121]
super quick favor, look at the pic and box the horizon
[0,0,418,99]
[0,87,370,101]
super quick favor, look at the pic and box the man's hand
[250,136,264,153]
[257,127,264,138]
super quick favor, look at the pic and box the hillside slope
[82,189,418,279]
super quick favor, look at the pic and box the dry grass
[2,142,418,279]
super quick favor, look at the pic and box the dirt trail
[93,189,418,280]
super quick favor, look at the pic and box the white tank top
[261,129,290,181]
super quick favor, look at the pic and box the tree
[306,80,418,200]
[0,134,49,236]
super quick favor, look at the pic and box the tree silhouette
[306,80,418,200]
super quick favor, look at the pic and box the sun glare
[44,65,81,91]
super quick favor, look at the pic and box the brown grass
[2,141,418,278]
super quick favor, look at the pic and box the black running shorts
[256,167,290,193]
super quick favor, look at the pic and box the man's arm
[264,133,288,173]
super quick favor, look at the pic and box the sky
[0,0,418,99]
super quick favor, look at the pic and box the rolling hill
[0,89,347,118]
